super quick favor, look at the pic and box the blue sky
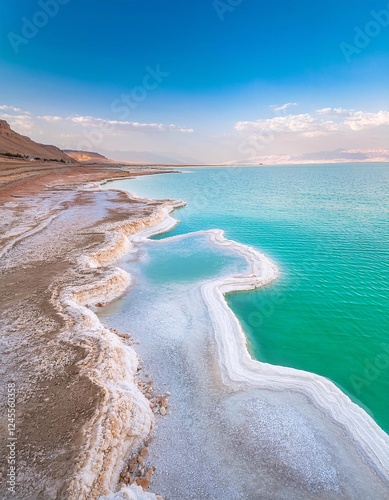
[0,0,388,163]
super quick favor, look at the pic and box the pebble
[144,468,155,480]
[135,477,150,490]
[129,463,137,474]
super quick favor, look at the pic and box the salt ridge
[133,213,389,484]
[52,190,184,499]
[78,181,388,496]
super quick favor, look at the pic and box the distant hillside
[0,120,75,163]
[63,150,110,162]
[66,148,187,165]
[228,148,389,166]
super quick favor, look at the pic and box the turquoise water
[140,233,248,285]
[105,164,389,432]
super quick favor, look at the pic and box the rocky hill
[63,150,110,162]
[0,120,75,163]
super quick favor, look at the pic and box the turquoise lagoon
[104,164,389,433]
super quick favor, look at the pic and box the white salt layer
[98,213,389,499]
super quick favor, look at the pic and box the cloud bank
[235,108,389,137]
[1,103,389,164]
[0,105,193,136]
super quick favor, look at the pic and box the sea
[103,163,389,434]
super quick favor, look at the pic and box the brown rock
[135,477,150,490]
[139,447,149,457]
[117,332,130,339]
[144,468,155,480]
[156,396,168,407]
[129,464,138,474]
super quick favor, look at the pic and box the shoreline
[203,231,389,479]
[0,161,180,499]
[1,162,388,498]
[57,193,185,498]
[128,212,389,482]
[96,187,389,498]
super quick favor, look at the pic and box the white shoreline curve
[130,209,389,484]
[52,185,185,499]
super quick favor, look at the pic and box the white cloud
[343,110,389,131]
[0,105,35,133]
[316,107,352,116]
[38,115,63,122]
[0,113,35,134]
[235,113,316,133]
[270,102,297,113]
[1,101,387,164]
[235,109,389,136]
[167,124,194,133]
[0,104,31,115]
[38,114,193,133]
[1,106,194,136]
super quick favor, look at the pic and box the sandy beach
[1,160,389,499]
